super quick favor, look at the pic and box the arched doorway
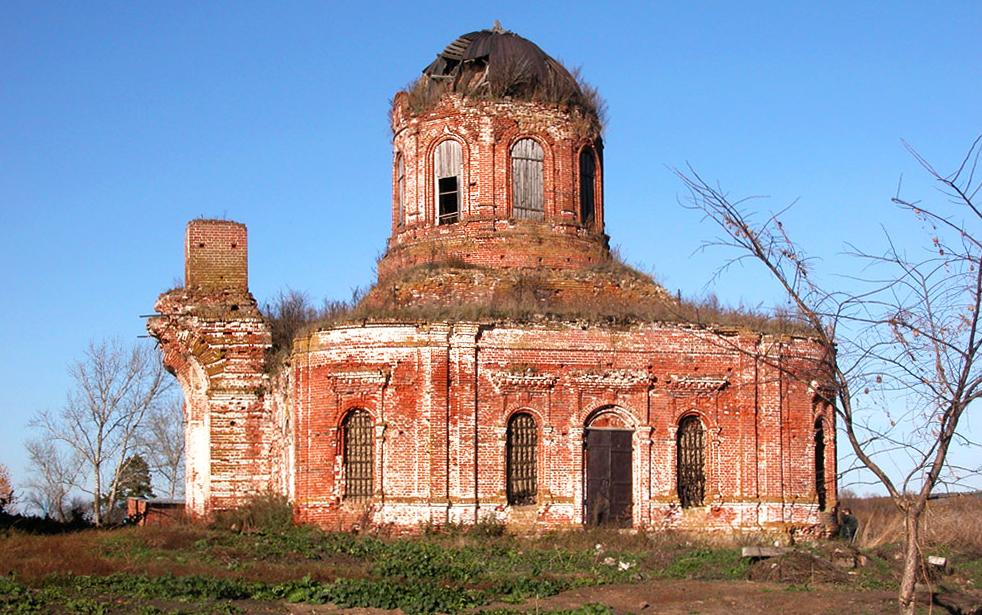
[584,409,634,527]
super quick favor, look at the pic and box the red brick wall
[291,322,836,533]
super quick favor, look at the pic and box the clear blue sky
[2,2,980,495]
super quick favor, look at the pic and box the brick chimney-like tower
[184,220,248,291]
[149,220,282,516]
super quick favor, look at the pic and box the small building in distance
[126,498,187,527]
[149,26,837,535]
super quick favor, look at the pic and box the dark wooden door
[585,429,633,527]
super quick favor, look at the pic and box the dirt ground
[273,580,904,615]
[499,579,901,614]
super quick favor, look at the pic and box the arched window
[511,138,544,220]
[579,147,596,225]
[506,412,537,505]
[396,153,405,226]
[434,140,462,225]
[815,418,827,511]
[677,416,705,508]
[342,409,373,500]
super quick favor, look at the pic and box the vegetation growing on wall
[262,257,814,368]
[399,67,606,136]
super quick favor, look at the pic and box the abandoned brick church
[149,27,838,533]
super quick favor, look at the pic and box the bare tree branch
[676,134,982,614]
[138,398,185,499]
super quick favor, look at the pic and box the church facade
[149,28,837,534]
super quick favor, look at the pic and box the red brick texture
[185,220,248,291]
[378,94,607,280]
[289,323,836,534]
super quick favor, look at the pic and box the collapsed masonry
[149,27,837,534]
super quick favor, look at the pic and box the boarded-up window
[343,409,373,500]
[506,413,537,505]
[579,147,596,224]
[396,153,405,226]
[511,138,544,220]
[677,416,705,508]
[815,418,827,511]
[434,140,461,224]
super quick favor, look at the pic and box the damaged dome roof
[420,25,587,107]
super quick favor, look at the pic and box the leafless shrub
[261,287,363,371]
[262,289,322,357]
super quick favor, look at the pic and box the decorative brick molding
[489,370,557,392]
[665,375,729,394]
[571,369,652,390]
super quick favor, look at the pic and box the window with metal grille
[511,138,544,220]
[506,413,537,505]
[434,140,461,224]
[343,409,373,500]
[677,416,705,508]
[396,153,405,226]
[579,147,596,225]
[815,418,827,511]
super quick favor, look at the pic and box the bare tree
[677,135,982,614]
[23,439,81,521]
[28,339,172,526]
[138,398,185,499]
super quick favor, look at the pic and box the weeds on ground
[259,260,815,374]
[2,521,651,614]
[14,510,975,614]
[653,547,749,580]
